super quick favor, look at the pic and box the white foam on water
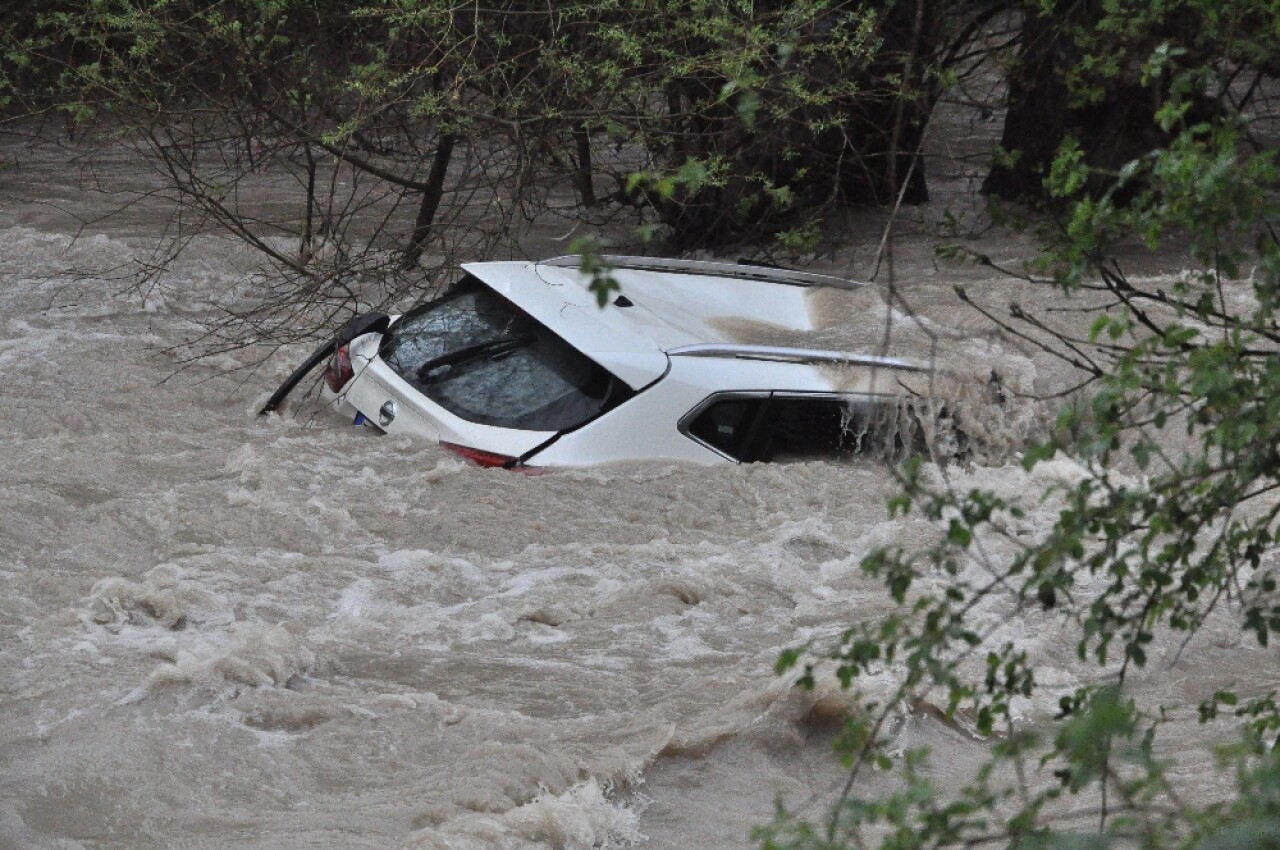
[404,779,644,850]
[99,619,314,707]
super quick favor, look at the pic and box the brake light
[441,441,516,469]
[324,345,354,392]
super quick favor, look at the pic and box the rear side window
[685,394,928,463]
[381,278,632,431]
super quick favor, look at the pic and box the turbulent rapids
[3,142,1274,850]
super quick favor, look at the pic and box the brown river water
[2,133,1275,849]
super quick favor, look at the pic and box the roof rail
[539,255,867,291]
[667,343,924,371]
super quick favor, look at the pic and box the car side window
[686,396,765,459]
[685,395,928,463]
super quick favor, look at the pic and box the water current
[2,136,1276,850]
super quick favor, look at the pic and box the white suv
[262,256,935,468]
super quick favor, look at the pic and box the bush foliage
[769,7,1280,847]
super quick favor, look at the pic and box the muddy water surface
[2,139,1274,850]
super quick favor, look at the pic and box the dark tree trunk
[402,133,456,268]
[837,0,933,207]
[571,123,596,207]
[300,141,317,266]
[652,1,939,251]
[982,8,1072,200]
[984,4,1219,203]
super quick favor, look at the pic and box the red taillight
[324,345,353,392]
[441,441,516,469]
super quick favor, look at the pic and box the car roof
[461,255,922,389]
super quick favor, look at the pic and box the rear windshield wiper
[415,334,533,384]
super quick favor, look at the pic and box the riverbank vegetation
[9,0,1255,337]
[6,2,1280,848]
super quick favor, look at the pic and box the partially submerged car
[261,256,943,468]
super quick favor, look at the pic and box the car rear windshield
[381,277,632,431]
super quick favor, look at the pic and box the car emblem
[378,400,397,427]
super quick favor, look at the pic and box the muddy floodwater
[2,137,1276,850]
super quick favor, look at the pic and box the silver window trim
[667,343,923,370]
